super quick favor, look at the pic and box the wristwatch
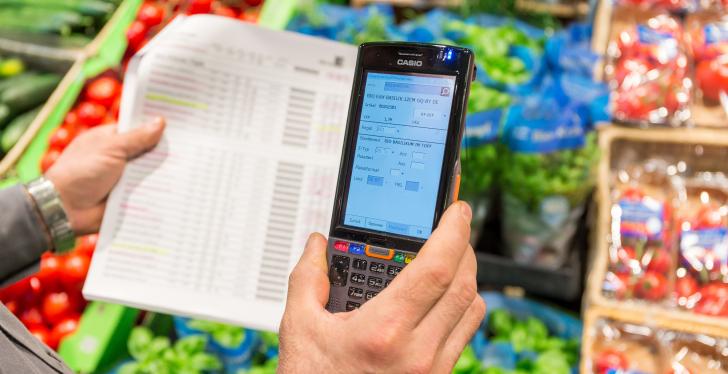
[25,177,75,254]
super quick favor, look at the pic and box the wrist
[25,177,76,254]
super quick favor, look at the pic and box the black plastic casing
[328,42,475,253]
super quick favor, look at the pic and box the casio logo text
[396,59,422,66]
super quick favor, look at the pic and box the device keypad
[328,240,416,312]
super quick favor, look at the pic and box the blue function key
[349,243,366,255]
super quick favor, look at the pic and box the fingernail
[459,202,472,223]
[148,117,164,130]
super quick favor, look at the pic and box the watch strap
[25,177,75,254]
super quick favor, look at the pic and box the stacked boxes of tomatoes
[604,1,728,127]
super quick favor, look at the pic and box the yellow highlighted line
[145,92,208,110]
[112,242,170,255]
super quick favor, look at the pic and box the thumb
[117,117,165,159]
[286,233,330,311]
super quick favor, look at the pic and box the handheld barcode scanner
[325,42,475,312]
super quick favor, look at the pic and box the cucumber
[0,9,90,35]
[0,0,115,18]
[0,73,37,97]
[0,104,10,129]
[1,107,40,153]
[0,74,60,114]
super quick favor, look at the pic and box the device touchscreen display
[343,71,456,239]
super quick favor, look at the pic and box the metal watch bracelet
[25,177,75,254]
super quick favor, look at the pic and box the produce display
[0,0,120,48]
[606,12,691,126]
[0,234,97,350]
[686,11,728,116]
[0,56,61,158]
[585,317,728,374]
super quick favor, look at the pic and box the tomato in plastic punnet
[696,59,728,103]
[635,271,668,300]
[0,277,29,302]
[675,276,699,298]
[646,248,672,274]
[137,3,165,28]
[595,349,629,374]
[84,76,121,107]
[40,149,62,173]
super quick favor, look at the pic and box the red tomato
[0,278,30,302]
[84,76,121,107]
[40,149,62,173]
[76,102,107,127]
[4,300,19,315]
[621,186,645,201]
[126,20,148,51]
[20,307,44,328]
[245,0,263,6]
[60,253,91,289]
[137,3,165,28]
[701,282,728,300]
[75,235,98,257]
[50,316,80,346]
[109,97,121,120]
[63,110,80,130]
[675,276,699,299]
[646,249,671,274]
[695,204,724,229]
[635,271,668,300]
[240,9,258,23]
[48,126,75,151]
[696,59,728,103]
[214,5,237,18]
[42,292,75,325]
[613,273,634,300]
[29,325,57,349]
[37,254,63,290]
[694,294,728,316]
[187,0,212,14]
[595,349,629,374]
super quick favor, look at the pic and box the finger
[117,117,165,159]
[366,201,472,325]
[285,233,330,313]
[430,295,486,373]
[414,245,477,344]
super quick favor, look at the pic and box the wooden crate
[581,305,728,373]
[584,125,728,350]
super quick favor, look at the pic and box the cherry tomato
[60,253,91,289]
[29,325,57,349]
[694,294,728,316]
[126,20,148,51]
[646,248,671,274]
[109,97,121,120]
[75,235,98,257]
[635,271,668,300]
[42,292,75,325]
[37,254,62,290]
[63,110,80,130]
[4,300,19,315]
[214,5,237,18]
[701,282,728,300]
[84,76,122,107]
[76,102,107,127]
[40,149,61,173]
[595,349,629,374]
[245,0,263,6]
[0,277,30,302]
[20,307,44,328]
[50,316,80,346]
[187,0,212,14]
[48,125,75,151]
[675,276,699,299]
[137,3,165,28]
[696,59,728,103]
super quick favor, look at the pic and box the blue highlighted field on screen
[384,81,449,96]
[367,175,384,186]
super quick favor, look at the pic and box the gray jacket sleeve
[0,185,51,288]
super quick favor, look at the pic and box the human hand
[278,201,485,373]
[45,118,165,235]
